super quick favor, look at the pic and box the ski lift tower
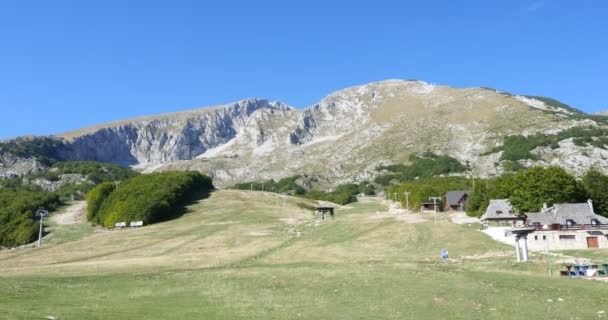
[509,227,536,262]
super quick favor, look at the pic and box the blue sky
[1,1,607,139]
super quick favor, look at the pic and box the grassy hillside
[1,191,607,319]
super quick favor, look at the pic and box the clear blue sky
[1,0,607,139]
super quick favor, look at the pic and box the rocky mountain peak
[2,80,607,187]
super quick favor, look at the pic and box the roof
[480,199,523,221]
[527,202,608,226]
[445,191,469,206]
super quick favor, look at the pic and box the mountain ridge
[2,80,607,187]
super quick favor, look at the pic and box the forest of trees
[374,152,467,186]
[0,186,61,247]
[87,171,214,227]
[466,167,607,217]
[387,166,608,219]
[0,161,138,247]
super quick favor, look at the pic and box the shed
[315,206,335,220]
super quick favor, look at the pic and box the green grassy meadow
[1,190,607,320]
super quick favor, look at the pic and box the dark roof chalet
[445,191,469,206]
[480,199,523,221]
[527,201,608,226]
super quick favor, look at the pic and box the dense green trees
[581,170,608,217]
[508,166,585,213]
[86,182,116,222]
[466,167,602,217]
[375,153,467,186]
[87,171,213,227]
[31,161,139,184]
[0,161,138,247]
[0,187,61,247]
[0,137,65,165]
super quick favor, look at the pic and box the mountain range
[2,80,608,187]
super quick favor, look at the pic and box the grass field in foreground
[1,190,607,320]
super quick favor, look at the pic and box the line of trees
[86,171,214,227]
[231,176,375,205]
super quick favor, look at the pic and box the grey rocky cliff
[60,99,292,165]
[0,152,44,178]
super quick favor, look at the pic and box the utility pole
[429,197,441,224]
[36,209,49,247]
[250,183,253,192]
[394,193,397,202]
[404,191,410,212]
[542,225,552,277]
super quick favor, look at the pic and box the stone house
[480,199,526,227]
[526,200,608,250]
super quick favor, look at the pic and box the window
[534,235,538,240]
[559,235,576,240]
[496,210,503,214]
[566,220,575,227]
[543,235,546,240]
[591,219,600,226]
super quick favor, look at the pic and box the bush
[90,171,213,227]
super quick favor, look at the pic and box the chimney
[588,199,594,213]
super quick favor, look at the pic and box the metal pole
[283,193,286,208]
[36,209,48,248]
[515,236,522,262]
[434,198,437,224]
[429,197,440,224]
[38,214,44,247]
[546,235,552,277]
[405,192,410,212]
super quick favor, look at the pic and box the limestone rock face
[59,99,292,165]
[0,152,44,178]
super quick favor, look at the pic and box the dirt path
[52,201,86,225]
[366,199,427,224]
[450,212,480,225]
